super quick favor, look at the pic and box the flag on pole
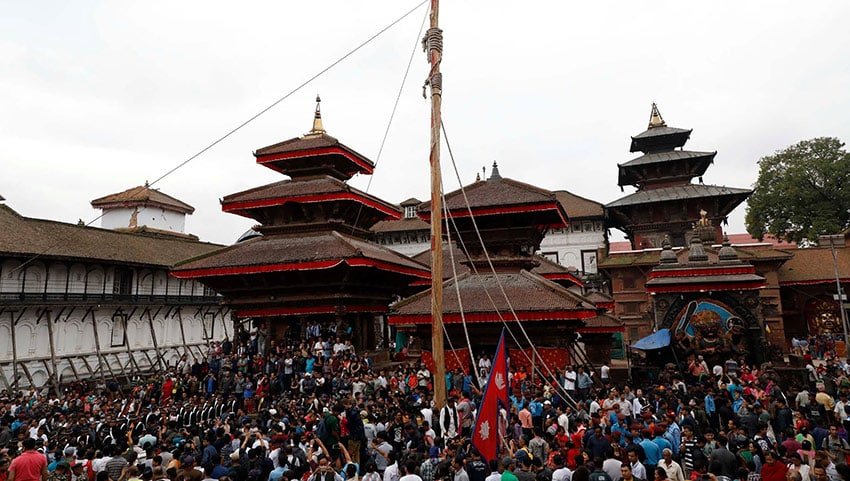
[472,329,508,462]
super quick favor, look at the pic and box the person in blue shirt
[640,430,661,472]
[652,429,672,455]
[664,416,681,456]
[732,392,744,415]
[586,426,612,459]
[529,397,544,428]
[462,374,473,397]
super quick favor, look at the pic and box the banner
[472,329,508,462]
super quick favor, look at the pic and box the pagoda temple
[645,227,770,364]
[172,98,429,350]
[389,163,622,362]
[606,104,751,249]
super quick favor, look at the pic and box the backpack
[315,420,327,439]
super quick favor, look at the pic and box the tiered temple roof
[173,99,427,340]
[645,234,766,294]
[606,104,752,249]
[390,163,622,336]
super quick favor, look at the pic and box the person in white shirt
[383,457,400,481]
[309,457,344,481]
[440,398,460,439]
[600,364,610,384]
[399,460,423,481]
[564,367,577,397]
[417,367,431,388]
[589,399,601,416]
[557,407,570,433]
[552,455,572,481]
[479,357,492,378]
[632,390,645,416]
[421,405,434,428]
[485,461,501,481]
[628,450,646,481]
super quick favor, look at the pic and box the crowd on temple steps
[3,326,850,481]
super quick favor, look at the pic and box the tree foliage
[746,137,850,243]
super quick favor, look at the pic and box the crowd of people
[3,325,850,481]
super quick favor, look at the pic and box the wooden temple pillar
[43,309,60,396]
[88,307,107,382]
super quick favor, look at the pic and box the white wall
[376,222,606,274]
[537,221,605,274]
[0,302,230,389]
[100,206,186,233]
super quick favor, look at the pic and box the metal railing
[0,292,220,303]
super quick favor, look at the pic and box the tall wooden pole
[427,0,446,409]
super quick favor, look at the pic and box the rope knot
[422,27,443,56]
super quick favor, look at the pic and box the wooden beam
[144,308,165,371]
[87,307,106,383]
[120,307,138,375]
[44,309,60,396]
[80,357,96,377]
[67,357,81,381]
[10,308,26,391]
[112,352,128,377]
[18,362,34,387]
[0,365,11,391]
[140,349,155,370]
[175,307,192,361]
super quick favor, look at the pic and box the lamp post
[820,234,849,357]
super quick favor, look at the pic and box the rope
[442,319,468,376]
[422,27,444,55]
[440,181,483,388]
[422,27,443,97]
[9,0,430,275]
[440,119,580,409]
[350,4,430,235]
[442,195,577,410]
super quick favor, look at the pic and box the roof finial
[687,235,709,263]
[648,102,666,129]
[718,231,739,262]
[307,94,325,137]
[475,172,481,182]
[659,236,678,265]
[489,161,502,180]
[144,180,150,188]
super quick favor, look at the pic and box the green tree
[746,137,850,243]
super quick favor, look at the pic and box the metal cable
[440,179,483,388]
[440,119,580,409]
[350,3,430,235]
[9,0,429,275]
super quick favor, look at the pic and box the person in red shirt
[8,438,47,481]
[760,451,788,481]
[0,457,11,481]
[162,377,174,403]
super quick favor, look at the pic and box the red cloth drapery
[508,347,571,372]
[421,347,570,375]
[421,348,472,373]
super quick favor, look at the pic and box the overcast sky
[2,1,849,246]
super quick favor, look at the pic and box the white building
[373,190,606,275]
[372,197,431,257]
[537,190,606,274]
[0,188,229,391]
[91,183,195,234]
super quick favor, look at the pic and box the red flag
[472,329,508,462]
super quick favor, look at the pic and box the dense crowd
[3,325,850,481]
